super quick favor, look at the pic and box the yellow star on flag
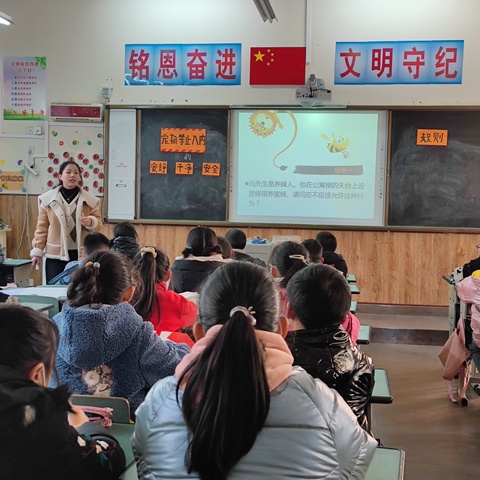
[254,50,265,62]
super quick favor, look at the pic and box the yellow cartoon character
[249,110,283,137]
[321,132,350,159]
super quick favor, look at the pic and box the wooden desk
[365,447,405,480]
[0,259,32,287]
[350,284,360,295]
[358,324,371,345]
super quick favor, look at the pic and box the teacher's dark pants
[45,250,78,283]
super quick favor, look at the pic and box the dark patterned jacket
[0,365,126,480]
[286,326,375,433]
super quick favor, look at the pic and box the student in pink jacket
[456,270,480,371]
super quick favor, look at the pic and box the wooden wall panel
[1,194,478,306]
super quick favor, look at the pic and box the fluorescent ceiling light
[253,0,277,23]
[0,11,13,26]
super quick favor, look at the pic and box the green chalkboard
[139,108,229,221]
[388,110,480,228]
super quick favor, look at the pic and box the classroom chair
[70,394,132,424]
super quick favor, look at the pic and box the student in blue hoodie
[51,250,190,416]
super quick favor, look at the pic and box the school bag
[438,316,471,405]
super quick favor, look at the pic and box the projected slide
[229,109,387,226]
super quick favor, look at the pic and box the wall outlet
[27,146,35,155]
[29,278,34,287]
[34,126,43,135]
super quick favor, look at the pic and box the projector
[295,74,332,107]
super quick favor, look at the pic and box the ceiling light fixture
[0,11,13,26]
[253,0,277,23]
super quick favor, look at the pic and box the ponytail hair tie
[85,261,101,269]
[140,246,157,258]
[289,254,308,265]
[186,246,193,252]
[229,306,257,326]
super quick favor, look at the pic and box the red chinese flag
[250,47,306,86]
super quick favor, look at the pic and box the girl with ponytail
[133,261,376,479]
[52,250,190,416]
[131,246,197,334]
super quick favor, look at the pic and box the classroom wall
[1,0,479,305]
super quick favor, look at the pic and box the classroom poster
[125,44,241,86]
[3,56,47,120]
[335,40,463,85]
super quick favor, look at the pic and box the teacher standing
[30,160,102,283]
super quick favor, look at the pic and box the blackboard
[388,110,480,228]
[140,108,228,221]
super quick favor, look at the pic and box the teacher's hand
[80,216,93,227]
[31,256,41,268]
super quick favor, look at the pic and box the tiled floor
[357,309,480,480]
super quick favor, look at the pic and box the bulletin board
[388,110,480,228]
[47,123,105,195]
[139,108,228,222]
[0,123,104,196]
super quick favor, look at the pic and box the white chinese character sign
[3,56,47,120]
[335,41,463,85]
[125,44,241,86]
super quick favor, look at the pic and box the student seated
[225,228,266,267]
[316,231,348,277]
[131,246,197,335]
[109,222,140,260]
[285,263,375,433]
[301,238,323,264]
[169,226,226,294]
[269,240,310,316]
[0,305,126,480]
[301,238,359,343]
[133,261,376,479]
[51,250,190,415]
[217,236,234,260]
[48,232,110,285]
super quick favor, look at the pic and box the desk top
[118,434,405,480]
[371,368,393,404]
[3,259,32,267]
[20,301,54,313]
[357,324,371,345]
[110,423,135,468]
[347,273,357,283]
[350,300,357,313]
[349,284,360,295]
[365,447,405,480]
